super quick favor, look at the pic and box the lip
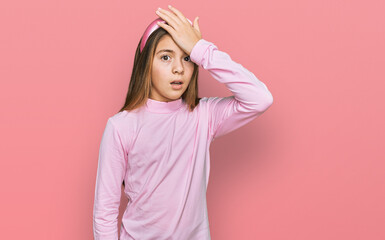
[170,79,184,84]
[171,83,183,90]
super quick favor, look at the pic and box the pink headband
[140,17,193,53]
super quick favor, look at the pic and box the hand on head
[155,5,202,56]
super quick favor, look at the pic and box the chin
[168,94,183,100]
[170,96,182,100]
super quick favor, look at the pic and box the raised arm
[189,39,274,141]
[93,118,127,239]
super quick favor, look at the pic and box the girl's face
[150,35,194,102]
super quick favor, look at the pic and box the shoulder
[107,110,137,134]
[199,96,235,107]
[104,111,136,149]
[199,96,219,105]
[109,110,127,122]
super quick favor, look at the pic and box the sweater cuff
[189,39,212,66]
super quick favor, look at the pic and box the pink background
[1,0,384,239]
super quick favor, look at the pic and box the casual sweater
[93,38,274,240]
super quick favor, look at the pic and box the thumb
[194,17,200,33]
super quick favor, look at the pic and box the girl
[93,5,273,240]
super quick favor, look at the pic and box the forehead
[155,35,184,54]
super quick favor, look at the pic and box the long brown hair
[118,27,201,113]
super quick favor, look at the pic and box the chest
[127,113,202,168]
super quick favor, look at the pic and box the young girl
[93,5,273,240]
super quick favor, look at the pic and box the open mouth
[170,81,183,85]
[170,81,183,89]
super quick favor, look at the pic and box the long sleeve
[189,39,274,141]
[93,117,128,240]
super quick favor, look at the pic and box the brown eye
[185,56,191,62]
[161,55,170,61]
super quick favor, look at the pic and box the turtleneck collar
[145,97,184,113]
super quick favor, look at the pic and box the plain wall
[0,0,384,239]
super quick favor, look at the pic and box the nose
[172,59,184,74]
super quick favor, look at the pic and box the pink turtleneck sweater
[93,38,273,240]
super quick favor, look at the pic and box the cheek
[152,65,167,85]
[186,65,195,80]
[152,64,160,77]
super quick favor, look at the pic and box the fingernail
[168,5,172,8]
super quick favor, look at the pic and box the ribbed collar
[145,97,184,113]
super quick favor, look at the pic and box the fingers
[157,21,174,34]
[156,7,180,29]
[167,5,189,24]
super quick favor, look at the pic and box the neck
[145,97,184,113]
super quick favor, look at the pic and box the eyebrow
[156,49,188,56]
[156,49,174,55]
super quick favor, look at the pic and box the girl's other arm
[93,118,127,239]
[190,39,274,141]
